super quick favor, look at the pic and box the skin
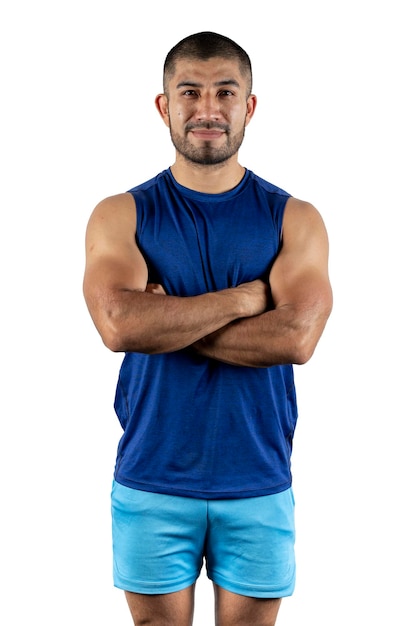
[83,56,333,625]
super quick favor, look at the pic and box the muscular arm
[192,198,333,367]
[82,193,268,354]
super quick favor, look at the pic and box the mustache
[185,122,230,132]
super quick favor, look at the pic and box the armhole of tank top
[277,195,291,252]
[126,191,141,239]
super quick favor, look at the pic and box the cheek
[171,111,187,125]
[169,102,191,121]
[229,103,249,124]
[230,110,249,129]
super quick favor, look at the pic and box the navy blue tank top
[113,168,298,499]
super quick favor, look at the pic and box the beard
[169,122,246,165]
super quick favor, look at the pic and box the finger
[146,283,166,295]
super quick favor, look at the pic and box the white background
[1,1,416,624]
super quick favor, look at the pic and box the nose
[195,94,221,121]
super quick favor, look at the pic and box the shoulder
[284,197,327,230]
[90,192,135,219]
[93,192,135,214]
[281,197,330,255]
[86,192,137,239]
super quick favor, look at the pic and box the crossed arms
[83,192,333,367]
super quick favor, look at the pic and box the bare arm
[192,197,333,367]
[82,193,269,353]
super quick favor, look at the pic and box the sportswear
[111,481,296,597]
[113,168,298,499]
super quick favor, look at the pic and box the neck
[170,156,245,194]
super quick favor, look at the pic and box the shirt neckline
[166,167,250,202]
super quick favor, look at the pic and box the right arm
[82,193,268,354]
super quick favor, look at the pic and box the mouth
[190,129,225,140]
[186,123,229,140]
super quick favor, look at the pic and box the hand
[235,279,270,318]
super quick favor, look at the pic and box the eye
[218,89,234,97]
[183,89,198,97]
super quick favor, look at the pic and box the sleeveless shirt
[113,168,298,499]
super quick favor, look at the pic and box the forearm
[90,280,268,354]
[193,304,330,367]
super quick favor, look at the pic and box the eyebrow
[175,79,241,90]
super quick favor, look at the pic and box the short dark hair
[163,31,253,95]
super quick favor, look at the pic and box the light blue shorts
[111,481,296,598]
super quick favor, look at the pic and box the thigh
[125,585,195,626]
[111,481,207,594]
[206,489,296,599]
[214,586,281,626]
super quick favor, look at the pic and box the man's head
[157,32,256,167]
[163,32,253,97]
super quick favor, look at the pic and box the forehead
[168,56,247,90]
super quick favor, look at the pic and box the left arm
[192,197,333,367]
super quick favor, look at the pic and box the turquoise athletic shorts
[111,481,296,598]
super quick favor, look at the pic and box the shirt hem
[113,473,292,500]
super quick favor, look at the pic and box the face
[156,57,256,166]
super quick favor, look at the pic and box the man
[83,31,333,626]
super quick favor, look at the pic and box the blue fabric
[113,168,298,499]
[111,481,296,597]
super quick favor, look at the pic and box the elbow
[291,311,332,365]
[85,293,150,353]
[287,331,316,365]
[96,311,135,353]
[99,317,161,354]
[291,342,316,365]
[264,333,316,366]
[100,323,128,353]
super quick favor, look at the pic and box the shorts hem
[113,574,198,595]
[208,571,295,599]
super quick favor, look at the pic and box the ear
[245,94,257,127]
[155,93,170,127]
